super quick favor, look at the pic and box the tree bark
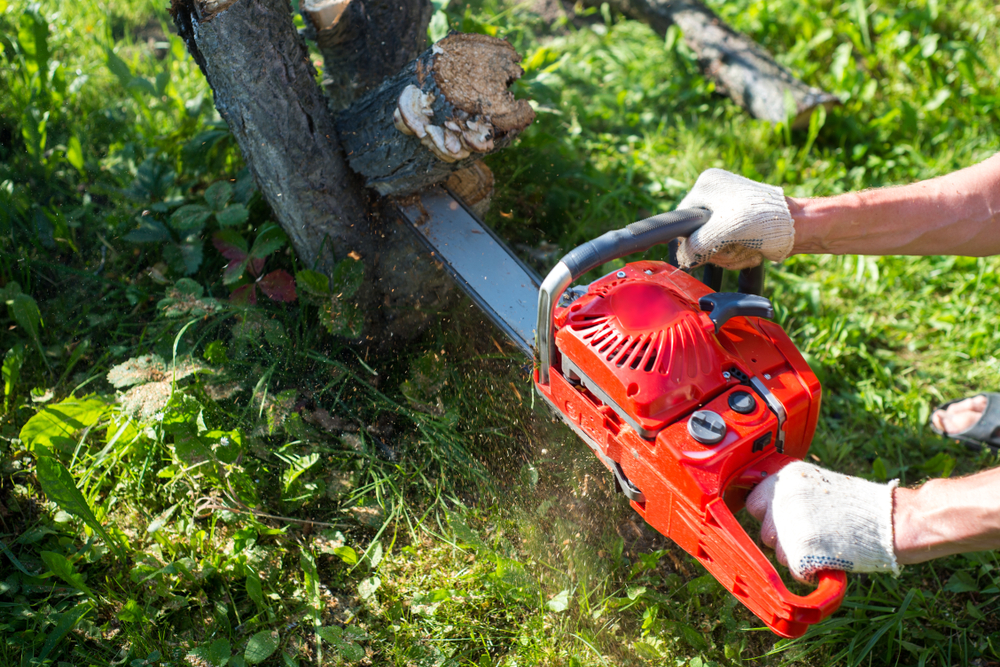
[301,0,433,111]
[336,33,535,197]
[171,0,534,342]
[606,0,839,128]
[171,0,371,277]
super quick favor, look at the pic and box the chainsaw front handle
[536,208,770,385]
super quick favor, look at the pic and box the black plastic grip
[560,208,712,278]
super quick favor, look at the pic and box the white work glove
[746,461,900,583]
[675,169,795,270]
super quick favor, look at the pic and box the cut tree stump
[336,33,535,196]
[606,0,840,128]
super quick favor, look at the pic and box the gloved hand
[675,169,795,270]
[746,461,900,583]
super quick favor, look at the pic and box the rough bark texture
[607,0,839,128]
[335,33,535,196]
[302,0,433,110]
[171,0,372,276]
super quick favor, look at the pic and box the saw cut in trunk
[607,0,839,128]
[336,33,536,197]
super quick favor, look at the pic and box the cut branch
[302,0,433,110]
[171,0,372,276]
[607,0,839,128]
[336,33,535,196]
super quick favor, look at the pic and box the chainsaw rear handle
[702,454,848,636]
[537,208,761,384]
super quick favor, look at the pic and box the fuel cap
[728,391,756,414]
[688,410,727,445]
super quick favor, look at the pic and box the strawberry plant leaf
[257,270,297,302]
[204,181,233,211]
[331,257,364,299]
[230,283,257,305]
[164,240,204,276]
[296,269,330,296]
[248,257,266,278]
[215,203,249,227]
[224,259,250,285]
[213,230,248,262]
[169,204,213,233]
[124,219,172,243]
[249,223,287,259]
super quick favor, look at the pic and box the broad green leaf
[215,204,249,227]
[20,396,110,453]
[296,269,330,296]
[3,343,24,410]
[246,571,265,610]
[207,638,232,666]
[117,599,143,623]
[358,576,380,600]
[105,47,133,87]
[213,229,249,261]
[331,257,364,299]
[204,181,234,211]
[65,134,84,171]
[164,240,204,275]
[41,550,93,597]
[10,293,43,353]
[170,204,213,232]
[546,589,570,612]
[127,76,157,96]
[249,223,287,259]
[125,219,172,243]
[244,631,279,664]
[19,9,50,73]
[332,546,358,565]
[35,453,122,556]
[37,602,92,662]
[173,277,204,297]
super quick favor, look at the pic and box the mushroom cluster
[392,84,495,163]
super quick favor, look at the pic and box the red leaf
[230,283,257,305]
[248,257,266,278]
[212,230,248,262]
[223,258,249,285]
[257,270,298,302]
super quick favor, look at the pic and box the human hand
[745,461,900,583]
[675,169,795,270]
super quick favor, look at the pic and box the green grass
[3,0,1000,664]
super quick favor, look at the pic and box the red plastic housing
[534,261,844,638]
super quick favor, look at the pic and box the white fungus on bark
[392,84,497,162]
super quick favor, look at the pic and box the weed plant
[2,0,1000,665]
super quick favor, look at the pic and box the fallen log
[607,0,839,128]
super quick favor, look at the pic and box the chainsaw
[399,189,847,638]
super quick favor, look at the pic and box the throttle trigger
[699,293,774,332]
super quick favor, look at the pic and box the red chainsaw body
[533,260,845,638]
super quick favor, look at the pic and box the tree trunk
[171,0,534,341]
[171,0,371,277]
[301,0,434,111]
[606,0,839,128]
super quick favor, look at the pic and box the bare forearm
[893,466,1000,565]
[789,153,1000,257]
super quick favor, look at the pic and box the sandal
[930,393,1000,451]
